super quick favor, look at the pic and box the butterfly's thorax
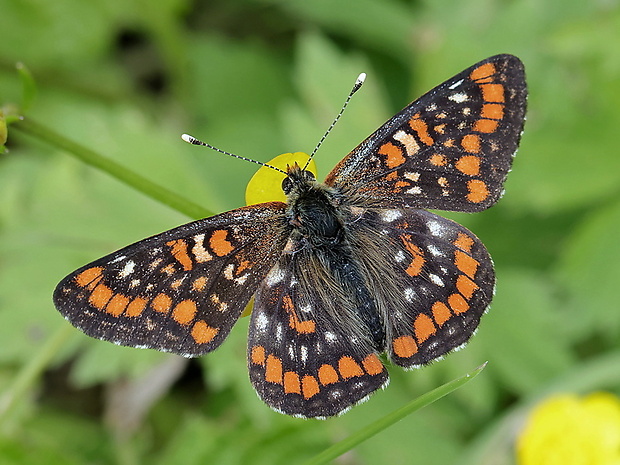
[283,165,386,348]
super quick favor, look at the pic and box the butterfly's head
[282,163,317,196]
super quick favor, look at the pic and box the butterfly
[54,54,527,418]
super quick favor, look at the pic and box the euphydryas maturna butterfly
[54,54,527,418]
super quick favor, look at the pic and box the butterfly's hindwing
[356,208,494,368]
[247,250,389,418]
[326,54,527,212]
[54,203,290,356]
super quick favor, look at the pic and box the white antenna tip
[181,133,196,144]
[353,73,366,93]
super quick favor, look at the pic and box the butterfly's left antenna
[304,72,366,170]
[181,134,287,174]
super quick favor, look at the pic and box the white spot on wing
[380,209,402,223]
[404,172,420,182]
[393,130,420,157]
[256,313,268,331]
[404,287,416,302]
[427,244,442,256]
[427,220,444,237]
[266,266,285,286]
[448,79,464,89]
[118,260,136,278]
[449,92,469,103]
[429,274,445,287]
[223,264,235,280]
[192,234,212,262]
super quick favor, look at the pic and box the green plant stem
[304,363,487,465]
[0,324,73,427]
[12,117,213,219]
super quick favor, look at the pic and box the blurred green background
[2,0,620,464]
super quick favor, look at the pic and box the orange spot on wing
[89,284,113,310]
[454,233,474,253]
[106,293,129,316]
[414,314,436,343]
[75,267,103,289]
[192,276,207,292]
[166,239,193,271]
[481,83,505,103]
[125,297,147,317]
[283,371,301,394]
[362,354,384,375]
[466,179,489,203]
[401,235,425,277]
[431,301,452,326]
[461,134,481,153]
[283,295,315,333]
[456,275,479,299]
[265,354,283,383]
[455,155,481,176]
[393,335,418,358]
[236,260,252,274]
[318,364,339,385]
[172,299,197,325]
[448,293,469,314]
[151,293,172,313]
[481,103,504,120]
[455,250,479,278]
[409,116,434,145]
[379,142,406,168]
[210,230,234,257]
[473,119,499,133]
[302,375,320,399]
[191,320,219,344]
[430,153,447,166]
[470,63,496,81]
[338,356,364,379]
[251,345,266,365]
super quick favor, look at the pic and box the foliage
[1,0,620,463]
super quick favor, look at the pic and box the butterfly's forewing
[54,203,289,357]
[247,252,389,418]
[353,208,495,368]
[325,54,527,212]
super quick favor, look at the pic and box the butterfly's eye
[301,170,316,183]
[282,176,294,195]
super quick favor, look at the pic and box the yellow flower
[245,152,317,205]
[517,392,620,465]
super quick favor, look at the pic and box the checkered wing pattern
[354,208,495,368]
[247,250,389,418]
[325,54,527,212]
[54,203,289,357]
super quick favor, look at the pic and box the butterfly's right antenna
[303,72,366,170]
